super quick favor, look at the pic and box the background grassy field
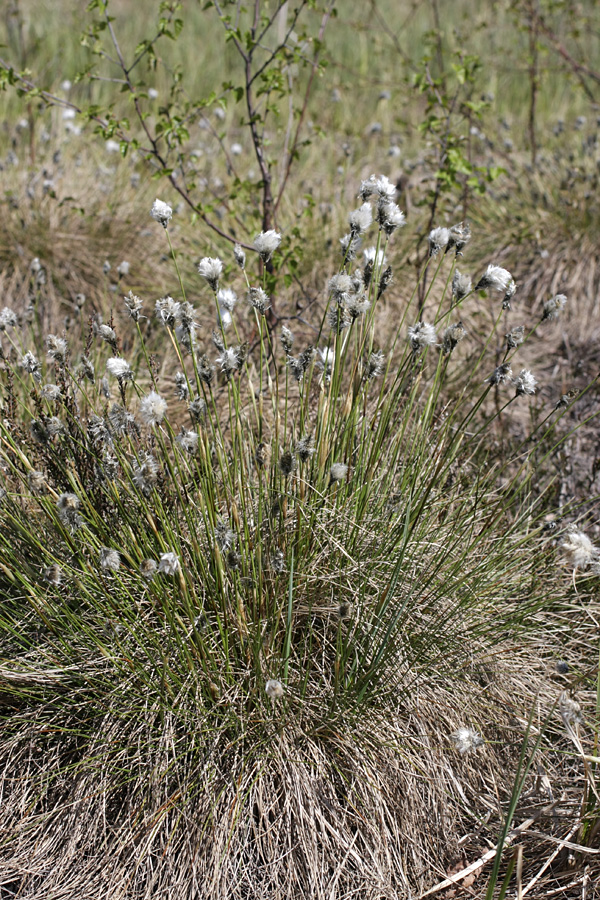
[2,0,600,310]
[1,2,600,898]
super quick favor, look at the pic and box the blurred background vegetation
[2,0,599,458]
[2,0,599,272]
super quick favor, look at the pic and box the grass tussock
[0,183,598,897]
[0,674,563,900]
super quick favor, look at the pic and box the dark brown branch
[246,0,273,231]
[367,0,412,65]
[0,58,252,249]
[532,9,600,102]
[104,11,254,248]
[248,2,307,89]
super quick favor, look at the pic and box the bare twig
[213,0,273,232]
[532,9,600,103]
[367,0,413,65]
[0,56,253,249]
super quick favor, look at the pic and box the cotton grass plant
[0,180,595,898]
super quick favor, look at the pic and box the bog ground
[0,2,599,898]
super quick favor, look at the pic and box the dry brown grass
[1,61,600,900]
[1,647,592,900]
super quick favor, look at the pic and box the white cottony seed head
[254,229,282,262]
[175,372,190,401]
[124,291,143,321]
[140,559,158,580]
[265,679,284,700]
[57,492,79,512]
[452,727,484,756]
[96,323,117,347]
[106,357,133,382]
[287,346,315,382]
[339,232,361,262]
[328,273,354,300]
[215,520,234,553]
[28,470,46,493]
[407,321,437,353]
[43,564,63,586]
[139,391,167,426]
[318,347,335,368]
[317,346,335,382]
[542,293,567,322]
[513,369,537,396]
[358,174,396,201]
[217,288,238,330]
[0,307,17,330]
[150,198,173,228]
[329,462,348,483]
[46,335,67,364]
[476,264,513,293]
[41,384,62,401]
[189,398,207,423]
[158,551,180,576]
[177,301,196,330]
[56,492,82,529]
[295,435,315,462]
[100,548,120,572]
[428,227,450,256]
[447,221,471,254]
[217,287,238,312]
[348,202,373,236]
[155,296,181,328]
[247,286,270,316]
[21,351,42,382]
[281,325,294,355]
[559,692,584,727]
[233,243,246,269]
[364,349,385,379]
[376,199,406,235]
[217,347,240,377]
[197,257,223,291]
[343,291,370,320]
[327,304,350,334]
[363,246,388,269]
[452,270,472,301]
[487,363,512,385]
[218,308,232,330]
[373,174,396,198]
[441,322,467,355]
[175,429,199,454]
[562,526,598,570]
[132,453,159,496]
[506,325,525,349]
[502,279,517,310]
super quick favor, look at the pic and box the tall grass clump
[0,178,595,898]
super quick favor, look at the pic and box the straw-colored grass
[1,3,600,897]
